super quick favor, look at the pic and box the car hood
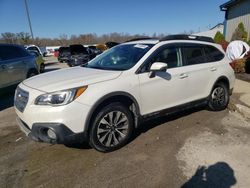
[23,67,122,92]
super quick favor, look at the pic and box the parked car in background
[25,45,43,56]
[15,35,235,152]
[105,42,120,49]
[87,45,103,56]
[28,50,45,73]
[46,46,61,56]
[54,49,59,57]
[96,44,108,51]
[39,47,47,57]
[0,44,38,90]
[67,44,94,67]
[58,47,71,63]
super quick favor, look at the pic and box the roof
[210,23,224,30]
[125,35,215,45]
[220,0,242,11]
[125,40,159,45]
[194,24,224,38]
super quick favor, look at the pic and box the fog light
[47,128,57,140]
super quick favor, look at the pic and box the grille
[14,87,29,112]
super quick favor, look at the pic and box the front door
[138,45,189,115]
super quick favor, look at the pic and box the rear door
[179,43,221,101]
[0,46,29,88]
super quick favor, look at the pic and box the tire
[40,63,45,73]
[27,70,38,78]
[208,82,229,111]
[89,102,134,152]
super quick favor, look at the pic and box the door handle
[210,67,217,72]
[179,73,188,79]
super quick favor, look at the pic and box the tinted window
[0,46,28,61]
[141,46,180,72]
[27,46,40,54]
[204,45,224,62]
[151,47,179,68]
[182,46,206,65]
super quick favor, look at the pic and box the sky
[0,0,227,38]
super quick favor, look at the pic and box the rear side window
[27,46,40,54]
[0,46,29,61]
[204,45,224,62]
[182,46,206,65]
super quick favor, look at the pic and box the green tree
[214,31,225,43]
[231,22,248,41]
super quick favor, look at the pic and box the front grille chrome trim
[14,87,29,112]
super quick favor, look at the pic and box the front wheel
[40,63,45,73]
[89,102,134,152]
[208,82,229,111]
[27,69,38,78]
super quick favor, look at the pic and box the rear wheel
[89,102,134,152]
[208,82,229,111]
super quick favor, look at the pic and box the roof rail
[159,35,214,43]
[126,37,158,42]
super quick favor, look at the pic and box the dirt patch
[177,112,250,188]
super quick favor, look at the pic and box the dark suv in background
[58,47,71,63]
[67,44,96,67]
[0,44,38,91]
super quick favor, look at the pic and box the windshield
[84,43,153,71]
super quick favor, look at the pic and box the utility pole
[24,0,34,39]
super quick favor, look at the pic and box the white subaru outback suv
[15,35,235,152]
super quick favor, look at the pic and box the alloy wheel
[97,111,129,147]
[211,87,225,106]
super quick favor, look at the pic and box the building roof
[194,23,224,38]
[220,0,242,11]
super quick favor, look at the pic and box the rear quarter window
[204,45,224,62]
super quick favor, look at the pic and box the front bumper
[16,117,87,144]
[14,83,92,144]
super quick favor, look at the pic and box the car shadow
[64,142,92,150]
[45,62,60,66]
[44,68,60,73]
[0,88,15,111]
[181,162,237,188]
[133,105,206,139]
[66,105,206,150]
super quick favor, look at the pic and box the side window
[28,46,40,54]
[142,47,180,72]
[0,46,29,61]
[182,46,206,65]
[204,45,224,62]
[0,46,19,60]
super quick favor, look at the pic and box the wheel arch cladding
[213,76,230,90]
[85,92,141,137]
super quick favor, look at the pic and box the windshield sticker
[134,44,149,49]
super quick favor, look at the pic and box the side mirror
[149,62,168,78]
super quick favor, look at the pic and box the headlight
[35,86,87,106]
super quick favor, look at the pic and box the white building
[220,0,250,41]
[194,24,224,38]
